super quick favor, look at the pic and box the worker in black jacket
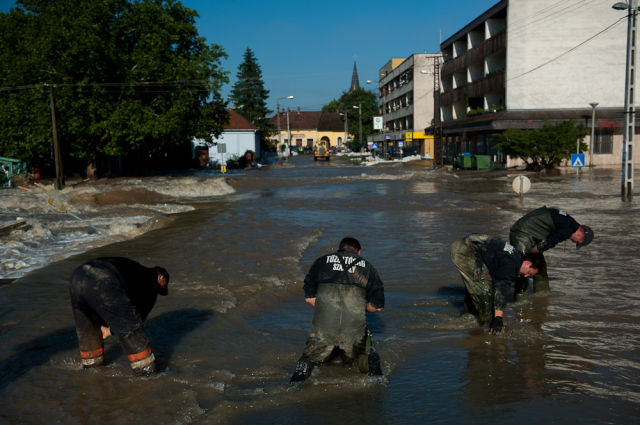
[450,235,543,334]
[510,206,593,293]
[290,237,385,383]
[69,257,169,375]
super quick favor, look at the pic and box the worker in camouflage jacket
[510,206,593,294]
[451,235,543,334]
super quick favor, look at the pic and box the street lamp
[589,102,598,167]
[353,103,362,151]
[613,0,636,201]
[367,79,386,156]
[339,111,349,149]
[276,95,294,156]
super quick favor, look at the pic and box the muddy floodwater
[1,156,639,424]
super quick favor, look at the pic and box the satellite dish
[512,176,531,195]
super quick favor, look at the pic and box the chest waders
[291,254,381,383]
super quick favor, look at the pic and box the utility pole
[286,108,291,156]
[342,110,349,148]
[357,102,362,150]
[276,104,281,148]
[46,84,64,190]
[433,56,443,166]
[615,0,637,201]
[589,102,598,167]
[276,96,293,156]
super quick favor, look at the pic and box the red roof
[225,109,257,130]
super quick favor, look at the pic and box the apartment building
[439,0,638,167]
[370,53,441,157]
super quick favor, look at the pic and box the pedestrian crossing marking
[571,153,585,168]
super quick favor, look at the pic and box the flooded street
[1,156,639,424]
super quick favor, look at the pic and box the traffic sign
[571,153,585,168]
[512,176,531,195]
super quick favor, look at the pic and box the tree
[322,88,377,151]
[229,48,272,143]
[0,0,229,178]
[494,120,588,170]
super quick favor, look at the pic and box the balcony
[440,71,505,108]
[441,32,506,77]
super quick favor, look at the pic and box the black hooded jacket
[87,257,160,321]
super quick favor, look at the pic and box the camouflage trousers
[450,235,494,323]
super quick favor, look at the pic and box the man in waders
[290,237,385,383]
[450,235,543,334]
[510,206,593,295]
[69,257,169,375]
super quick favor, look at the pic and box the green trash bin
[459,154,473,169]
[475,155,491,169]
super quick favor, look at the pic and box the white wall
[506,0,627,110]
[192,130,259,165]
[413,54,439,130]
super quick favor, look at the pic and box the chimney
[297,107,300,114]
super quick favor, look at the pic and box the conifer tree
[229,48,272,138]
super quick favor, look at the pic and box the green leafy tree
[322,88,377,151]
[494,120,588,170]
[0,0,229,178]
[229,48,272,144]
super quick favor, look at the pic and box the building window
[306,138,314,148]
[594,129,613,154]
[296,138,303,147]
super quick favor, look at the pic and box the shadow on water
[0,308,212,390]
[437,284,466,309]
[144,308,213,370]
[0,326,77,392]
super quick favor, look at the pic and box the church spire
[350,60,360,91]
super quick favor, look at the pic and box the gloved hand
[488,316,503,335]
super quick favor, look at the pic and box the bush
[494,120,587,170]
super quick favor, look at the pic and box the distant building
[369,53,442,157]
[192,109,260,166]
[350,60,360,91]
[439,0,639,167]
[268,108,346,152]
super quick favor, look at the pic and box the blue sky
[0,0,499,112]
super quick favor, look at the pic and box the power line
[0,79,214,93]
[507,0,600,38]
[508,16,626,81]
